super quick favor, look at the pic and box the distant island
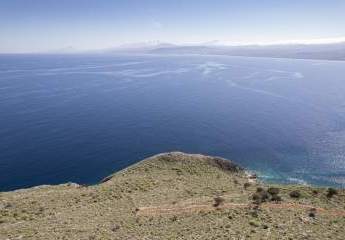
[1,152,344,239]
[15,41,345,62]
[99,41,345,61]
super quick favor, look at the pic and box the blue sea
[1,54,345,191]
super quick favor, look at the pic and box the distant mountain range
[46,41,345,61]
[103,41,345,61]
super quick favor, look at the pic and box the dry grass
[1,152,344,240]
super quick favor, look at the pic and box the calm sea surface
[1,54,345,190]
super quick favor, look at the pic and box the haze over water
[1,54,345,191]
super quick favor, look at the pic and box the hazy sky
[1,0,345,53]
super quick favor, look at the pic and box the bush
[213,196,225,207]
[260,191,269,201]
[262,224,268,229]
[252,193,261,202]
[249,220,260,227]
[249,209,259,218]
[312,189,318,195]
[244,182,251,189]
[256,187,264,193]
[252,189,269,204]
[270,195,282,202]
[326,188,338,198]
[111,225,120,232]
[309,208,316,218]
[267,187,280,196]
[289,190,301,199]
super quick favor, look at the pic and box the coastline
[1,152,344,239]
[1,152,344,193]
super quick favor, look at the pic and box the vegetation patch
[289,190,301,199]
[0,152,344,240]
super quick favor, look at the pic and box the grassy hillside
[1,152,344,239]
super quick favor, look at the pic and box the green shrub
[326,188,338,198]
[308,208,317,218]
[270,195,282,202]
[249,210,259,218]
[312,189,318,195]
[244,182,251,189]
[252,189,269,204]
[267,187,280,196]
[252,193,261,201]
[256,187,264,193]
[289,190,301,199]
[249,220,260,227]
[213,196,225,207]
[262,224,269,229]
[111,225,120,232]
[261,191,269,201]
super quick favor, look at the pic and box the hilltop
[1,152,344,239]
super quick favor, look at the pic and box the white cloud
[220,36,345,46]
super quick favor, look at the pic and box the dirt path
[137,201,345,217]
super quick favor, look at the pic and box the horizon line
[1,36,345,54]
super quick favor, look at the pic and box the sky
[0,0,345,53]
